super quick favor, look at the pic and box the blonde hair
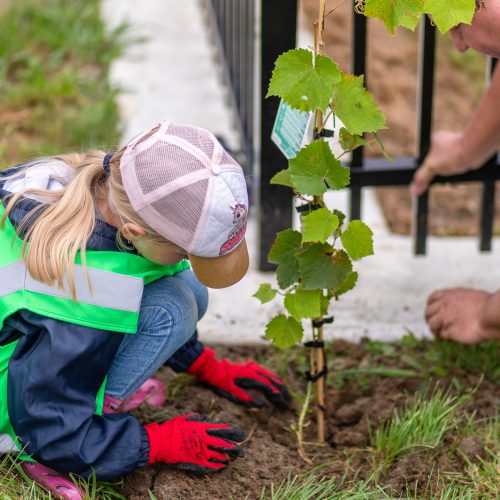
[0,148,163,300]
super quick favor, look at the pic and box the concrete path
[103,0,500,344]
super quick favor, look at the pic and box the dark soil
[301,1,500,237]
[121,340,499,500]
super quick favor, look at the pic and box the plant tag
[271,100,313,159]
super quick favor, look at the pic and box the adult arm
[5,311,150,480]
[411,64,500,196]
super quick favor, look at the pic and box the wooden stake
[311,0,327,445]
[317,325,326,442]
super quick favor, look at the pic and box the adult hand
[410,131,479,196]
[188,348,292,409]
[425,288,497,344]
[144,414,245,473]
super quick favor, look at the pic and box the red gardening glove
[187,348,291,409]
[144,414,245,473]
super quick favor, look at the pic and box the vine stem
[294,381,313,463]
[317,108,334,136]
[313,0,349,26]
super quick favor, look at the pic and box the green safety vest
[0,202,190,458]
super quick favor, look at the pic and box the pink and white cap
[120,121,249,288]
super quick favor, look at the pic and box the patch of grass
[432,339,500,381]
[336,367,420,379]
[362,340,397,358]
[0,456,49,499]
[259,474,394,500]
[452,412,500,499]
[397,333,500,382]
[0,0,131,167]
[371,386,468,466]
[406,478,484,499]
[0,456,124,499]
[166,373,196,400]
[72,471,125,500]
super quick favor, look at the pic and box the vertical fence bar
[480,177,495,251]
[239,1,246,133]
[226,0,233,78]
[349,9,367,220]
[414,16,436,255]
[479,57,498,252]
[259,0,297,270]
[247,0,255,169]
[231,1,239,89]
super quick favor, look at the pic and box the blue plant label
[271,100,313,159]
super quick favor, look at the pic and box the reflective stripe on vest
[0,201,190,333]
[0,260,143,313]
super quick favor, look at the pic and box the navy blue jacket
[0,167,204,479]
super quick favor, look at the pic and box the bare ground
[123,341,499,499]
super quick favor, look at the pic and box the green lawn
[0,0,128,169]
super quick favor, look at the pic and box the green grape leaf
[253,283,278,304]
[289,140,350,195]
[276,262,300,290]
[333,209,346,229]
[284,289,322,320]
[320,292,332,315]
[374,132,393,160]
[270,169,294,188]
[265,314,304,349]
[332,74,386,136]
[267,49,341,112]
[296,243,334,290]
[296,243,352,290]
[302,208,339,243]
[339,128,370,151]
[364,0,423,34]
[341,220,374,260]
[335,271,359,297]
[331,249,354,290]
[268,229,302,288]
[424,0,475,34]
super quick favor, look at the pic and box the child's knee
[139,277,199,343]
[173,270,209,320]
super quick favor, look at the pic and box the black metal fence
[205,1,500,271]
[204,0,256,172]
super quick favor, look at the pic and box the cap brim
[188,240,249,288]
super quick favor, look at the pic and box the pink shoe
[103,377,166,414]
[21,461,83,500]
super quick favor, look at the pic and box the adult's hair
[0,140,164,300]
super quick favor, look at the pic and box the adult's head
[450,0,500,57]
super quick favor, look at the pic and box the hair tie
[103,153,113,175]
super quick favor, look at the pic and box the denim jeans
[105,270,208,400]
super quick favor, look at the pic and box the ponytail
[1,151,108,300]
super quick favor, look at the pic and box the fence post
[414,16,436,255]
[349,9,367,221]
[258,0,297,271]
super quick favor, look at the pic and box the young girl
[0,121,290,499]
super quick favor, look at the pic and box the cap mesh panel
[220,150,240,168]
[167,123,215,159]
[150,178,209,249]
[135,142,206,195]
